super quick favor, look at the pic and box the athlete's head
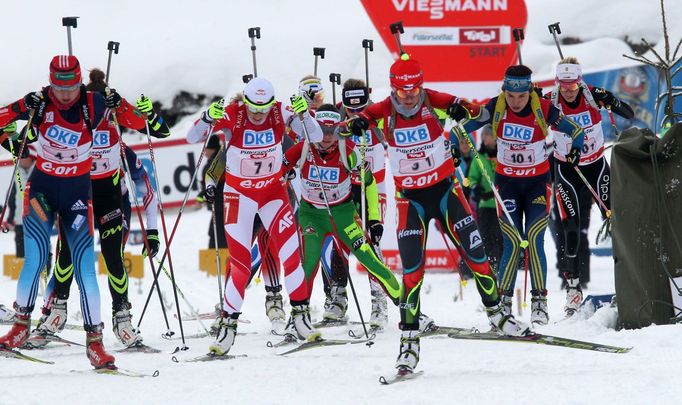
[243,77,276,125]
[556,57,582,103]
[314,104,341,151]
[390,54,423,110]
[85,68,107,94]
[49,55,82,105]
[342,78,369,118]
[502,65,533,113]
[299,75,325,110]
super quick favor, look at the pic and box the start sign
[361,0,528,82]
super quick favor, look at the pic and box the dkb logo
[568,112,592,128]
[394,124,429,146]
[93,131,111,147]
[45,125,81,146]
[243,129,275,147]
[308,166,340,183]
[502,123,533,141]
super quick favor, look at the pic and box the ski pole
[154,257,211,335]
[248,27,260,77]
[434,221,468,287]
[313,47,325,76]
[573,165,611,218]
[62,16,79,56]
[329,73,340,106]
[389,22,405,55]
[105,41,119,83]
[0,111,37,232]
[362,39,374,90]
[139,92,189,348]
[513,28,525,65]
[137,121,214,327]
[548,23,564,59]
[295,107,373,345]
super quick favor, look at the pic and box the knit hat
[389,54,423,90]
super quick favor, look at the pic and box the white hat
[244,77,275,105]
[298,77,324,102]
[556,63,582,82]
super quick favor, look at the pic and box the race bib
[399,155,435,174]
[240,157,275,178]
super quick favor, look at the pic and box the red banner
[361,0,528,82]
[357,249,461,273]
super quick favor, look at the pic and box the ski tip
[379,375,389,385]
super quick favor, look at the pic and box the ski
[447,331,632,353]
[348,325,382,339]
[24,333,85,348]
[266,333,298,348]
[166,331,256,341]
[172,353,248,363]
[379,369,424,385]
[312,319,348,329]
[72,367,160,378]
[277,337,373,356]
[117,342,162,353]
[1,319,84,331]
[419,325,474,338]
[0,346,55,364]
[174,313,251,324]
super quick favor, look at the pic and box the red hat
[389,54,423,90]
[49,55,82,90]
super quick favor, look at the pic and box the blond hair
[559,56,580,65]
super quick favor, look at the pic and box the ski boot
[26,298,68,348]
[486,301,530,336]
[289,303,320,342]
[322,284,348,321]
[530,290,549,326]
[208,313,238,356]
[85,323,116,369]
[265,287,287,324]
[0,311,30,349]
[369,288,388,330]
[0,304,15,323]
[112,302,143,347]
[417,312,437,333]
[500,293,513,317]
[395,329,420,372]
[564,278,583,317]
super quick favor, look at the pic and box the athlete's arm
[548,104,585,150]
[590,86,635,119]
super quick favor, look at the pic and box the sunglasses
[244,98,275,114]
[559,81,580,91]
[346,105,366,113]
[395,87,421,98]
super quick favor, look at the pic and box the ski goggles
[558,80,580,91]
[394,87,421,98]
[244,97,275,114]
[51,82,82,92]
[502,75,532,92]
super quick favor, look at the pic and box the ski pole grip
[513,28,525,42]
[548,22,561,34]
[313,47,326,58]
[248,27,261,39]
[389,21,404,34]
[107,41,120,54]
[362,39,374,51]
[329,73,341,85]
[62,16,79,28]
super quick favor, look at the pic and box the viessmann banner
[361,0,528,97]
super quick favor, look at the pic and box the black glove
[565,147,581,167]
[104,89,122,109]
[142,229,160,258]
[204,184,217,204]
[368,220,383,245]
[286,169,297,181]
[447,103,467,121]
[592,87,615,106]
[350,117,369,136]
[450,146,462,167]
[23,91,42,110]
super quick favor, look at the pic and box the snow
[2,1,682,404]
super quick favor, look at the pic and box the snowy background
[2,1,682,404]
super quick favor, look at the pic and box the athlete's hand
[290,95,308,114]
[565,147,581,167]
[104,89,122,108]
[368,220,383,245]
[450,146,462,167]
[23,91,43,110]
[350,117,369,136]
[203,99,226,123]
[142,229,160,258]
[204,185,217,204]
[136,95,154,113]
[286,169,297,181]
